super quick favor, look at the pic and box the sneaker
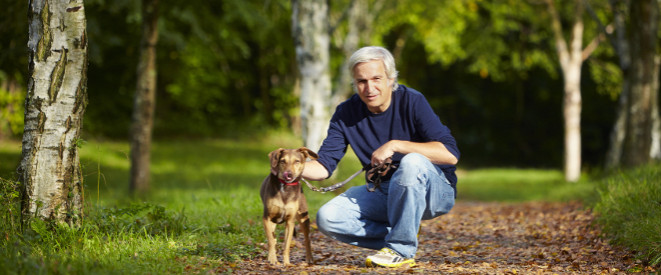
[365,247,416,268]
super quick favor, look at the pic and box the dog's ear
[268,148,285,171]
[298,147,319,160]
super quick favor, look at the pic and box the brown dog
[260,147,317,265]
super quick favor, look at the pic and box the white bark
[292,0,331,152]
[650,56,661,160]
[21,0,87,223]
[546,0,584,182]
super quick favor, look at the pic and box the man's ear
[268,148,284,173]
[298,147,319,160]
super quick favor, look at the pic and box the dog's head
[269,147,319,183]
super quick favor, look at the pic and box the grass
[457,168,596,202]
[0,133,658,272]
[593,164,661,267]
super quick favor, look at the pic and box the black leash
[303,158,398,193]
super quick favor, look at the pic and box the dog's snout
[283,171,294,181]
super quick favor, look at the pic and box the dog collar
[279,179,299,186]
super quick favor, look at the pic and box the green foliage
[0,177,20,234]
[156,0,298,135]
[0,1,28,84]
[593,164,661,266]
[375,0,559,81]
[0,71,25,138]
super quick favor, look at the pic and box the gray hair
[349,46,399,91]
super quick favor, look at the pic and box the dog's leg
[300,216,313,264]
[263,218,279,265]
[282,219,296,265]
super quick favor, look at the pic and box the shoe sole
[365,258,416,268]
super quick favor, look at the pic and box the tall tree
[374,0,602,178]
[604,0,660,168]
[291,0,332,151]
[130,0,159,194]
[20,0,88,224]
[331,0,385,107]
[545,0,589,182]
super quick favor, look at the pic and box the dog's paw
[267,256,279,266]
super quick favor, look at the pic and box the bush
[593,164,661,266]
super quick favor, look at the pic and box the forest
[0,0,660,273]
[3,0,654,168]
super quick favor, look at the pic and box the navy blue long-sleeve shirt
[316,85,460,189]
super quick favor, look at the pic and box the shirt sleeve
[413,93,461,161]
[315,105,349,177]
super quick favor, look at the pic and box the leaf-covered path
[232,201,654,274]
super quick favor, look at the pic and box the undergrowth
[0,178,259,274]
[593,163,661,267]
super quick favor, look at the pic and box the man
[302,46,459,268]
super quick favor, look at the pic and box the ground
[229,201,655,274]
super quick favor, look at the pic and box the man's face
[353,60,394,114]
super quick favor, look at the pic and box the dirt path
[233,201,653,274]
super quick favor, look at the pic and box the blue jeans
[316,153,455,258]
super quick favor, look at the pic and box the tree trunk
[21,0,88,224]
[563,68,583,182]
[606,0,660,168]
[291,0,331,152]
[130,0,159,194]
[546,0,584,182]
[331,0,385,109]
[621,0,659,166]
[605,0,631,168]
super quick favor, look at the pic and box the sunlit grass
[458,168,596,202]
[593,164,661,266]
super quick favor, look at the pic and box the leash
[303,158,398,193]
[302,167,365,193]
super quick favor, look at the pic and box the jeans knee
[399,153,428,170]
[316,203,337,234]
[393,153,431,186]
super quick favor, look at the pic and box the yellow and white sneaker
[365,247,416,268]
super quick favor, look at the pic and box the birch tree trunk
[21,0,88,224]
[130,0,159,194]
[622,0,660,166]
[606,0,660,168]
[292,0,331,152]
[546,0,584,182]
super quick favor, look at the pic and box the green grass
[593,164,661,267]
[0,134,657,273]
[457,168,596,202]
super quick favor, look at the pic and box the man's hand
[371,140,397,166]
